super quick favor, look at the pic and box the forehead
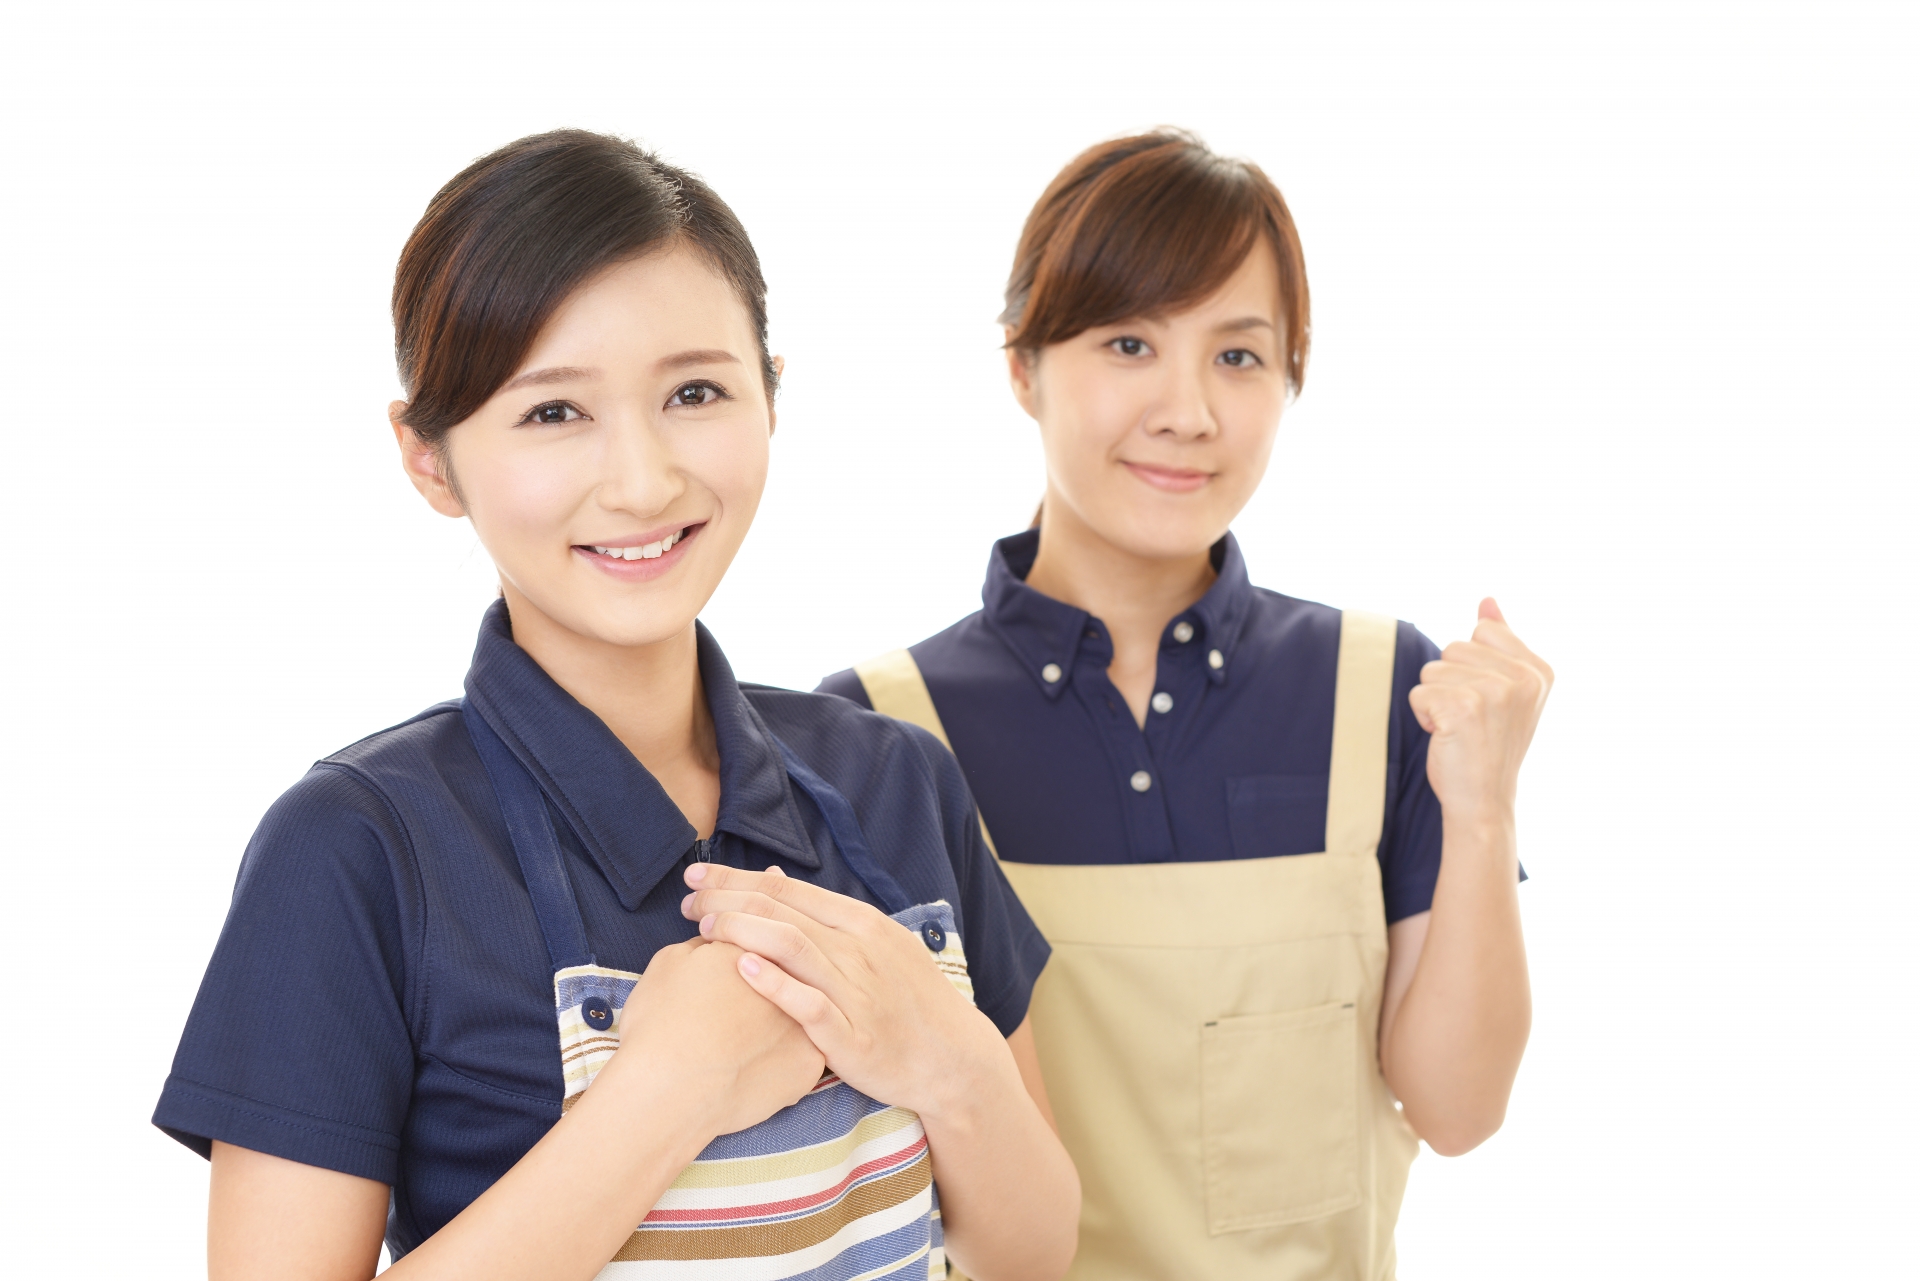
[526,246,750,358]
[1172,237,1282,327]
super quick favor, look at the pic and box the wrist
[912,1015,1023,1129]
[592,1044,721,1163]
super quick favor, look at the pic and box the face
[395,246,777,650]
[1009,238,1289,562]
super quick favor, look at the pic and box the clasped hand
[680,863,1003,1121]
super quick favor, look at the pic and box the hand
[613,937,825,1140]
[680,864,1005,1121]
[1408,598,1554,826]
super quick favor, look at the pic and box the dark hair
[1000,129,1310,395]
[393,129,775,444]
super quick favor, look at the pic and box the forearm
[1380,810,1531,1155]
[921,1034,1080,1281]
[389,1054,710,1281]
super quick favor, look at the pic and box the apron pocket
[1200,1001,1362,1233]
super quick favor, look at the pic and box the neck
[498,581,721,837]
[1024,492,1217,727]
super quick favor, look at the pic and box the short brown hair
[1000,130,1310,394]
[393,129,775,445]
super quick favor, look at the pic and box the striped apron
[856,610,1419,1280]
[465,702,973,1280]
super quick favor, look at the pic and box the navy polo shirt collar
[463,600,819,911]
[980,528,1257,690]
[980,530,1091,699]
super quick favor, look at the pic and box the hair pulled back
[1001,129,1310,395]
[393,129,774,443]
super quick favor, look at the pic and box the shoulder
[242,700,474,888]
[1242,589,1438,680]
[815,609,1005,705]
[745,684,960,797]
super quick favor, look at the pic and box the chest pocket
[1226,774,1330,859]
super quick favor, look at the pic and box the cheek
[1040,370,1137,478]
[456,436,595,544]
[683,415,771,513]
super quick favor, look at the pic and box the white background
[2,1,1914,1275]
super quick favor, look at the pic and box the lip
[573,521,705,582]
[1122,461,1214,493]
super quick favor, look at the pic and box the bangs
[1001,132,1310,394]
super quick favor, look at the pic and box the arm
[1378,599,1550,1156]
[685,865,1081,1281]
[209,939,825,1281]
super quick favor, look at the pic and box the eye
[517,400,586,426]
[1107,336,1151,358]
[668,380,730,408]
[1218,348,1264,368]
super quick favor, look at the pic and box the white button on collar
[1129,770,1152,792]
[1041,662,1063,684]
[1208,649,1224,670]
[1172,621,1195,643]
[1151,691,1173,714]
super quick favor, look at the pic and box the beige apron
[856,610,1418,1280]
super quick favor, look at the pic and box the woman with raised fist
[820,130,1551,1281]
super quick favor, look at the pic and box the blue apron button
[582,996,613,1030]
[920,923,946,952]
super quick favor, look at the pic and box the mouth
[573,522,704,577]
[1122,461,1214,493]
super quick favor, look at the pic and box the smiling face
[397,245,775,651]
[1010,238,1288,562]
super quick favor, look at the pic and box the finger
[737,952,853,1059]
[1406,684,1438,734]
[684,863,879,932]
[704,909,848,996]
[1479,596,1505,624]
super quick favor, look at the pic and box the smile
[586,527,689,561]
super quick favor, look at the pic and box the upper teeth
[592,529,685,561]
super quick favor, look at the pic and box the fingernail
[686,864,707,883]
[700,913,716,937]
[740,954,762,978]
[681,893,695,916]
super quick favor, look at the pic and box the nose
[594,412,686,519]
[1143,354,1219,442]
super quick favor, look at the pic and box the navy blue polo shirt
[154,600,1048,1256]
[820,530,1449,925]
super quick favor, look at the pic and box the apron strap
[462,699,596,973]
[772,736,913,916]
[854,649,999,858]
[1324,611,1398,858]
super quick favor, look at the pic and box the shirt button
[1041,662,1062,683]
[1208,649,1224,670]
[582,996,613,1030]
[920,923,947,952]
[1151,691,1174,714]
[1130,770,1152,793]
[1172,621,1195,643]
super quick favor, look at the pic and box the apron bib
[856,611,1418,1281]
[465,702,974,1280]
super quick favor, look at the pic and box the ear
[1005,333,1040,420]
[390,403,465,518]
[767,355,786,437]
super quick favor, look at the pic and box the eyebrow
[1217,317,1276,333]
[498,365,599,393]
[656,348,742,371]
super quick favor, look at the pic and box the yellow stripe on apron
[856,611,1418,1281]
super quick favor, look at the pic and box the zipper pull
[692,837,713,864]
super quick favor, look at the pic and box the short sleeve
[152,765,417,1185]
[900,726,1049,1037]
